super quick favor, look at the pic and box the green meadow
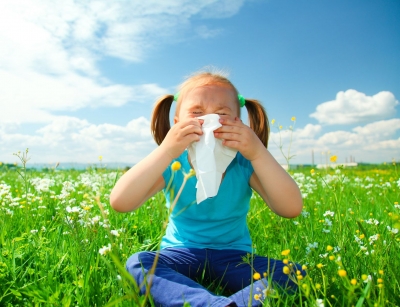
[0,154,399,306]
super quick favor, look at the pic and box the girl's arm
[110,118,203,212]
[214,117,303,218]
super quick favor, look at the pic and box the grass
[0,160,399,306]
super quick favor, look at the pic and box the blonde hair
[151,70,270,147]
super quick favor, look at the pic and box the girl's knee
[126,251,155,272]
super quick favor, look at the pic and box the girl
[110,70,304,307]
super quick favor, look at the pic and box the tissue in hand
[188,114,237,204]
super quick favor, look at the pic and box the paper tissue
[188,114,237,204]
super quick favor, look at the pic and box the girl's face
[174,85,239,124]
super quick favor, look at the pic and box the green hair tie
[238,94,246,107]
[173,92,245,107]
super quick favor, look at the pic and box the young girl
[110,70,304,307]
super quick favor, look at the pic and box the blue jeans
[126,248,304,307]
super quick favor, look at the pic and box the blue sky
[0,0,399,166]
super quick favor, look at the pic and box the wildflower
[254,294,262,301]
[338,269,347,277]
[291,116,296,121]
[310,169,315,175]
[283,259,289,264]
[279,125,282,130]
[171,161,181,171]
[99,155,103,161]
[326,245,333,251]
[281,249,290,256]
[271,119,275,125]
[253,272,261,280]
[323,211,335,217]
[99,244,112,255]
[302,265,307,270]
[377,278,383,283]
[315,283,321,290]
[330,155,337,163]
[283,266,290,274]
[30,229,38,234]
[315,298,324,307]
[316,263,323,269]
[387,226,399,234]
[110,230,120,237]
[351,279,357,285]
[362,274,372,283]
[379,270,384,275]
[329,255,335,261]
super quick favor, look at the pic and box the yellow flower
[254,294,261,301]
[359,234,365,239]
[283,259,289,264]
[171,161,181,171]
[296,270,302,275]
[379,270,384,275]
[351,279,357,285]
[279,125,283,130]
[253,272,261,280]
[330,155,337,163]
[310,169,315,174]
[281,249,290,256]
[377,278,383,283]
[316,263,323,269]
[271,119,276,125]
[302,265,308,270]
[338,269,347,277]
[291,116,296,121]
[283,266,290,275]
[329,255,335,261]
[315,283,321,290]
[326,245,333,251]
[361,274,368,281]
[297,275,303,280]
[98,155,103,161]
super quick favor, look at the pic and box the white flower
[30,229,38,234]
[323,211,335,217]
[293,221,299,225]
[110,230,120,237]
[315,298,324,307]
[99,244,112,255]
[387,226,399,234]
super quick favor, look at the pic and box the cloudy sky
[0,0,399,167]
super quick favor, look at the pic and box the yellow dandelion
[310,169,315,174]
[338,269,347,277]
[329,255,335,261]
[296,270,302,275]
[283,259,289,264]
[359,234,365,239]
[283,266,290,275]
[98,155,103,161]
[351,279,357,285]
[316,263,323,269]
[326,245,333,251]
[281,249,290,256]
[254,294,261,301]
[315,283,321,290]
[361,274,368,281]
[271,119,276,125]
[377,278,383,283]
[330,155,338,163]
[291,116,296,121]
[379,270,384,275]
[171,161,181,171]
[263,272,267,278]
[297,275,303,280]
[279,125,283,130]
[253,272,261,280]
[302,265,308,270]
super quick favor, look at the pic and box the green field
[0,158,399,306]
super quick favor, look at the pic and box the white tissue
[188,114,237,204]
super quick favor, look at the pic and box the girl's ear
[173,116,179,124]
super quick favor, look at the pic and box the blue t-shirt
[161,150,254,253]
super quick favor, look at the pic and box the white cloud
[0,116,155,164]
[0,0,244,125]
[268,118,400,165]
[310,89,399,125]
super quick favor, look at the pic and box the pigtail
[151,94,174,145]
[244,99,270,148]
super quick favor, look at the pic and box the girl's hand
[214,117,264,161]
[160,118,203,159]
